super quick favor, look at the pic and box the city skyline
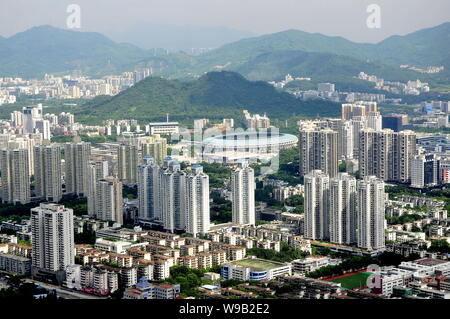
[1,0,450,305]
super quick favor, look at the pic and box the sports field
[231,258,285,271]
[330,272,372,290]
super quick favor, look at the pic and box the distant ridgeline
[1,23,449,86]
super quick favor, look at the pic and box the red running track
[323,269,366,281]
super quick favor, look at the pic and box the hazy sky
[1,0,449,43]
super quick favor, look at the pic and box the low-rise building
[292,256,331,275]
[123,278,180,299]
[221,257,291,281]
[0,253,31,276]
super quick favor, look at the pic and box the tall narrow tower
[231,162,255,225]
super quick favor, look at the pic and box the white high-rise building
[357,176,386,251]
[31,203,75,272]
[231,162,255,225]
[34,119,51,141]
[351,116,367,159]
[22,104,43,134]
[393,130,417,184]
[139,157,210,235]
[58,112,74,126]
[87,159,109,218]
[359,129,416,183]
[329,173,357,245]
[65,142,91,196]
[34,145,62,202]
[7,134,40,176]
[160,158,186,232]
[137,156,161,222]
[366,112,383,131]
[117,144,138,185]
[411,154,439,188]
[0,149,30,204]
[299,125,338,178]
[185,164,210,236]
[337,120,354,160]
[304,170,330,240]
[97,177,123,224]
[11,111,23,126]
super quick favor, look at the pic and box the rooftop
[229,258,287,271]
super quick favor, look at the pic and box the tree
[428,240,450,254]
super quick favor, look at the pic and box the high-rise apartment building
[392,130,417,184]
[0,149,30,204]
[31,203,75,272]
[117,144,138,185]
[96,177,123,224]
[357,176,386,251]
[160,158,186,232]
[141,136,167,166]
[87,159,109,218]
[329,173,357,245]
[185,164,210,236]
[231,162,255,225]
[299,124,338,178]
[243,110,271,129]
[342,101,377,121]
[22,104,43,134]
[351,116,367,159]
[65,142,91,196]
[304,170,330,240]
[337,120,354,160]
[411,154,440,188]
[366,112,383,131]
[34,145,62,202]
[138,157,210,235]
[138,156,162,222]
[34,119,51,140]
[359,129,416,183]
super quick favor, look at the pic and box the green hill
[75,71,340,124]
[156,23,450,85]
[375,22,450,67]
[231,50,423,85]
[197,23,450,70]
[1,22,449,86]
[0,25,152,78]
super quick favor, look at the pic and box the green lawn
[231,258,285,271]
[331,272,372,290]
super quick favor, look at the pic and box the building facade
[31,203,75,272]
[357,176,386,251]
[34,145,62,202]
[231,163,255,226]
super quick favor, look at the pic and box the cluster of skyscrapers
[298,101,417,251]
[138,157,256,237]
[299,102,417,185]
[138,156,210,236]
[304,171,386,251]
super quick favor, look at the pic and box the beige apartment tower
[299,125,338,178]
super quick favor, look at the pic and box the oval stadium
[201,131,298,163]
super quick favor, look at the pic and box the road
[24,279,108,300]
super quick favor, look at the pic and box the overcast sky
[1,0,449,43]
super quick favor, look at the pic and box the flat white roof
[149,122,179,126]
